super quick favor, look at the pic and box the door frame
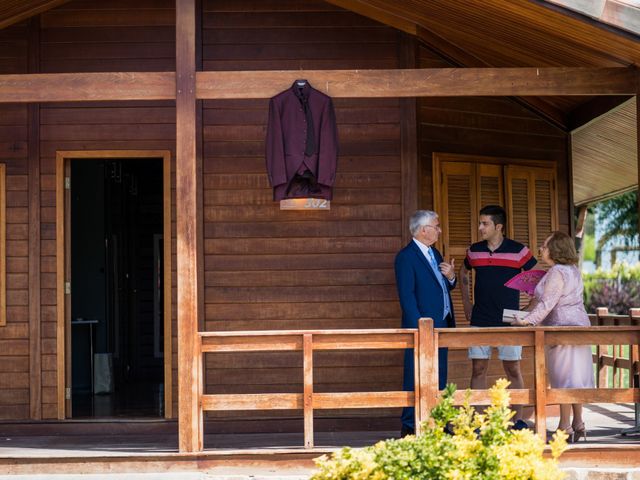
[56,150,172,419]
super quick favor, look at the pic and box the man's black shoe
[400,426,415,438]
[511,419,530,431]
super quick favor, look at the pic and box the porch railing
[589,308,640,389]
[198,326,431,449]
[193,316,640,450]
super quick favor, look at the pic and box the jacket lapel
[410,241,440,284]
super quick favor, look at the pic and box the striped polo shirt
[464,238,536,327]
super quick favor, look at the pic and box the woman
[513,231,593,442]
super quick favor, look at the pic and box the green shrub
[583,263,640,314]
[311,380,567,480]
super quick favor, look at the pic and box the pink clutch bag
[504,269,546,296]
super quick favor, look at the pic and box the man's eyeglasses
[424,224,441,232]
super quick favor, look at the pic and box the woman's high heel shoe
[547,426,573,443]
[571,423,587,443]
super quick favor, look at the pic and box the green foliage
[311,380,567,480]
[581,233,595,262]
[583,263,640,314]
[594,190,638,249]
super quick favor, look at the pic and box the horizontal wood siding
[202,0,403,426]
[0,0,573,429]
[418,45,570,393]
[0,22,29,420]
[38,0,177,419]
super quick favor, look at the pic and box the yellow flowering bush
[311,379,567,480]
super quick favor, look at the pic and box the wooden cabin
[0,0,637,453]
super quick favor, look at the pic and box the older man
[394,210,456,437]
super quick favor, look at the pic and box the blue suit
[394,240,456,430]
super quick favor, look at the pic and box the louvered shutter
[505,165,558,259]
[533,169,557,251]
[478,163,504,209]
[436,162,476,324]
[505,166,558,306]
[505,166,533,248]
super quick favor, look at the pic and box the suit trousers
[401,314,451,429]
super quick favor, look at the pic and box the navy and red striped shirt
[464,238,536,327]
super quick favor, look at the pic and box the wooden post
[596,307,610,388]
[303,334,314,448]
[631,309,640,384]
[27,16,41,420]
[418,318,437,431]
[196,335,203,451]
[176,0,202,453]
[534,330,547,440]
[413,330,421,434]
[631,309,640,426]
[415,318,438,434]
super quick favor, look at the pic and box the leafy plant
[583,263,640,314]
[311,379,568,480]
[594,190,638,251]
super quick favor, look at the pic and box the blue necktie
[426,248,451,321]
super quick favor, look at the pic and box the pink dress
[524,264,595,389]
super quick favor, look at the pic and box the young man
[395,210,456,437]
[460,205,537,429]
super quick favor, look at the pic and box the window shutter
[436,162,476,324]
[533,170,557,251]
[478,164,504,208]
[505,166,533,248]
[505,165,558,260]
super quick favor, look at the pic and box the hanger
[295,79,308,87]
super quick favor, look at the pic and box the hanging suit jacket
[265,81,338,200]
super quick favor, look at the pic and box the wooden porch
[1,403,640,475]
[0,2,639,475]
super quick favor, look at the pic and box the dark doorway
[70,158,164,418]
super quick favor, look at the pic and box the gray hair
[409,210,438,237]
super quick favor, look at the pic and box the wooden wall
[0,0,573,428]
[0,22,29,420]
[201,0,404,429]
[37,0,177,419]
[417,45,570,393]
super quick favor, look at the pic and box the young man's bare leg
[503,360,524,421]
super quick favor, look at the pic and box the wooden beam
[196,67,637,99]
[176,0,201,453]
[28,16,42,420]
[0,68,633,103]
[0,0,72,30]
[0,72,175,103]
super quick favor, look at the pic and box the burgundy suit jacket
[265,81,338,200]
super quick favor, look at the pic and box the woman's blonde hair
[544,231,579,265]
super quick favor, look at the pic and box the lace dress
[523,264,595,389]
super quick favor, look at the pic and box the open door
[56,151,172,419]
